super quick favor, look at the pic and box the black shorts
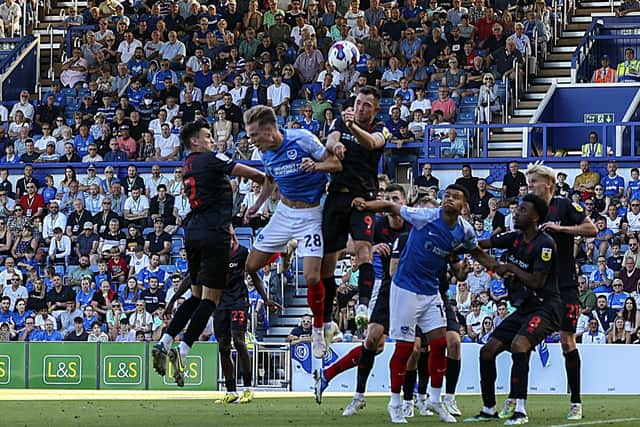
[185,239,229,289]
[415,326,428,348]
[445,304,460,333]
[214,308,248,339]
[491,306,560,347]
[559,287,580,333]
[322,191,375,254]
[369,279,390,333]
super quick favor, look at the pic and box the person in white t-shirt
[267,74,291,117]
[128,245,150,276]
[410,87,432,114]
[124,187,150,227]
[129,300,153,339]
[154,123,180,160]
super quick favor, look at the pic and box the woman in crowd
[455,280,472,317]
[608,316,631,344]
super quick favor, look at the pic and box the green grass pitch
[0,395,638,426]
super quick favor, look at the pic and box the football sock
[225,378,237,393]
[427,384,441,404]
[357,263,374,306]
[390,341,414,393]
[178,340,190,360]
[307,281,325,328]
[390,392,402,407]
[182,299,216,347]
[445,357,461,395]
[403,369,417,401]
[322,276,337,322]
[417,351,429,395]
[325,345,361,382]
[516,399,527,415]
[510,352,530,400]
[480,356,498,408]
[428,337,447,388]
[356,346,377,393]
[159,333,173,350]
[564,349,582,403]
[165,295,201,337]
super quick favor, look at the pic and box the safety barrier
[217,342,291,391]
[0,342,218,390]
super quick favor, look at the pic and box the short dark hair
[73,316,83,324]
[385,183,406,198]
[445,184,470,202]
[358,85,381,102]
[522,193,549,223]
[180,119,210,150]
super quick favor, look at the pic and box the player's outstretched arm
[343,109,386,151]
[449,256,469,282]
[326,131,346,160]
[468,247,499,271]
[496,264,548,291]
[352,197,401,216]
[231,163,266,185]
[300,152,343,173]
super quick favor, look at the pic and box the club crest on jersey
[541,247,552,261]
[287,149,297,160]
[572,202,584,213]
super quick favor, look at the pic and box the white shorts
[389,282,446,342]
[254,202,323,258]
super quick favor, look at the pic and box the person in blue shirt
[0,297,13,323]
[37,319,63,341]
[608,279,629,310]
[75,277,96,309]
[73,124,94,157]
[242,105,341,359]
[11,298,31,329]
[385,107,407,138]
[393,77,415,105]
[127,48,150,80]
[352,184,496,423]
[601,161,624,199]
[127,78,147,108]
[627,168,640,201]
[174,247,188,274]
[299,107,321,136]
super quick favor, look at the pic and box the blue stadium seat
[581,264,597,275]
[427,81,441,92]
[160,265,177,274]
[498,207,510,216]
[457,111,476,123]
[61,88,77,98]
[461,95,478,106]
[235,226,253,237]
[238,236,252,249]
[170,239,183,255]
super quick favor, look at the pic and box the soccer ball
[327,41,360,73]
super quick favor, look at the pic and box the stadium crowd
[0,0,636,348]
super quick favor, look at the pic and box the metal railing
[217,342,291,390]
[0,35,39,101]
[423,120,640,160]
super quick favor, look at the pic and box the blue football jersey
[261,129,328,204]
[628,179,640,201]
[601,175,624,197]
[393,206,478,295]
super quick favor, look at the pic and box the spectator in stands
[60,300,83,336]
[88,321,109,342]
[0,0,20,37]
[123,187,150,228]
[477,73,501,124]
[488,38,523,95]
[617,0,640,16]
[591,54,617,83]
[48,227,71,266]
[440,128,466,158]
[591,255,614,288]
[144,219,171,264]
[622,198,640,236]
[609,278,630,310]
[582,318,606,344]
[500,161,525,203]
[65,316,89,341]
[60,48,89,89]
[9,91,34,124]
[574,159,601,201]
[431,86,457,122]
[286,313,313,344]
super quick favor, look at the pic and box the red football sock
[390,341,414,393]
[267,252,282,264]
[307,280,325,328]
[428,337,447,388]
[325,345,362,381]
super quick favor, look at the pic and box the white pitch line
[547,418,640,427]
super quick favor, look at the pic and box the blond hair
[526,161,556,185]
[243,105,277,128]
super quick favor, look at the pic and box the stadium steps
[488,2,611,156]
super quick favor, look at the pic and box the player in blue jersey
[353,184,497,424]
[242,105,342,359]
[600,161,624,199]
